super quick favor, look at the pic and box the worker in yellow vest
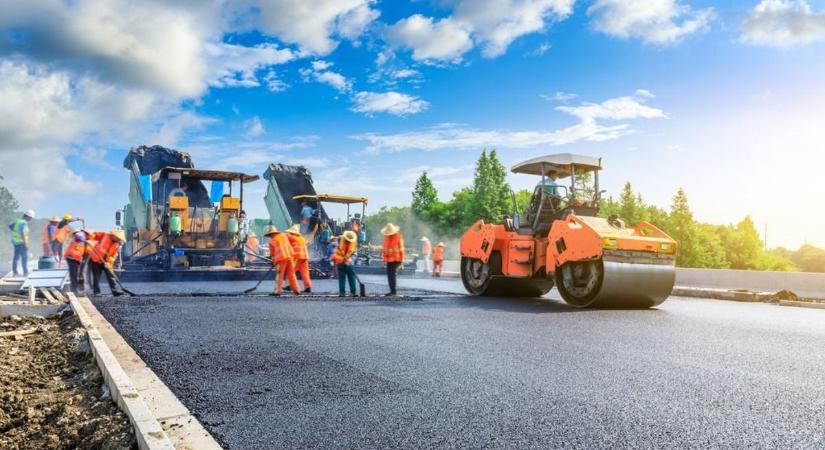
[265,225,300,297]
[286,225,312,293]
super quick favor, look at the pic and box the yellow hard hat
[342,230,358,243]
[436,242,445,247]
[50,216,60,222]
[248,232,256,238]
[264,225,279,236]
[285,224,301,235]
[63,214,72,220]
[111,229,126,242]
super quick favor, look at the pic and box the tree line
[365,150,825,272]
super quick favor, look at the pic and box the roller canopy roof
[511,153,602,178]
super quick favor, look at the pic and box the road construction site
[79,277,825,449]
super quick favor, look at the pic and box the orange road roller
[459,153,677,308]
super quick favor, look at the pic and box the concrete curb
[68,293,176,450]
[671,287,773,302]
[75,295,223,450]
[778,300,825,310]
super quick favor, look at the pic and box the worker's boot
[112,291,124,297]
[303,288,311,294]
[270,292,281,297]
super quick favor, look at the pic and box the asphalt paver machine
[460,153,677,308]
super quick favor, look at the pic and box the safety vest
[245,236,259,254]
[287,234,309,261]
[64,240,86,262]
[41,224,54,245]
[382,233,405,263]
[331,239,356,265]
[9,219,27,244]
[54,225,72,244]
[268,233,293,263]
[421,241,432,255]
[89,233,121,265]
[433,246,444,262]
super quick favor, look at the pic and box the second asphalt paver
[93,278,825,449]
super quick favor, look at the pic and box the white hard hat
[23,209,36,218]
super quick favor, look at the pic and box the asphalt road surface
[93,277,825,449]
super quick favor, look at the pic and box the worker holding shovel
[285,225,312,294]
[381,223,404,296]
[331,231,358,297]
[264,225,300,297]
[87,229,126,296]
[64,230,88,294]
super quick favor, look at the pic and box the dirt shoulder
[0,311,136,450]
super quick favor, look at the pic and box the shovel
[104,265,137,297]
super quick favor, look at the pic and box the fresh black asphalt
[92,278,825,449]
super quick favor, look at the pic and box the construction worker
[381,223,404,296]
[432,242,445,277]
[8,209,35,277]
[331,231,358,297]
[286,225,312,293]
[244,232,259,262]
[264,225,300,297]
[300,201,313,234]
[41,216,59,257]
[420,237,432,273]
[64,230,88,293]
[87,229,126,296]
[53,214,78,267]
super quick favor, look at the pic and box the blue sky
[1,0,824,248]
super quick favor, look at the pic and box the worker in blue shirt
[300,201,314,233]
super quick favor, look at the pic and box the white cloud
[263,70,289,92]
[588,0,714,45]
[301,60,352,91]
[352,91,664,152]
[540,91,578,102]
[391,69,421,79]
[350,91,429,116]
[245,116,266,138]
[742,0,825,47]
[206,43,295,89]
[0,149,99,204]
[525,42,552,57]
[387,15,473,62]
[240,0,380,55]
[450,0,575,57]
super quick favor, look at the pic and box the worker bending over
[286,225,312,293]
[64,231,88,293]
[87,229,126,296]
[9,209,35,277]
[265,225,300,297]
[381,223,404,296]
[332,231,358,297]
[420,237,432,273]
[432,242,445,277]
[53,214,80,268]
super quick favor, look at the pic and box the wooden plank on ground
[40,288,57,304]
[48,288,66,303]
[0,328,37,338]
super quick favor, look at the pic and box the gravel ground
[92,279,825,449]
[0,312,136,450]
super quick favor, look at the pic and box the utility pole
[764,224,768,251]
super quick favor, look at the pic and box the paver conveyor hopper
[459,154,677,308]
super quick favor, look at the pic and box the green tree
[411,171,439,218]
[471,149,511,223]
[617,182,649,225]
[514,189,532,215]
[0,178,20,262]
[788,244,825,273]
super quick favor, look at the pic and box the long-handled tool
[104,265,138,297]
[351,267,367,297]
[244,266,274,294]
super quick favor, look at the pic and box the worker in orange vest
[286,225,312,293]
[243,232,259,265]
[64,230,88,293]
[87,229,126,296]
[265,225,300,297]
[41,216,59,257]
[420,236,432,273]
[381,223,404,296]
[432,242,445,277]
[53,214,80,268]
[331,231,358,297]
